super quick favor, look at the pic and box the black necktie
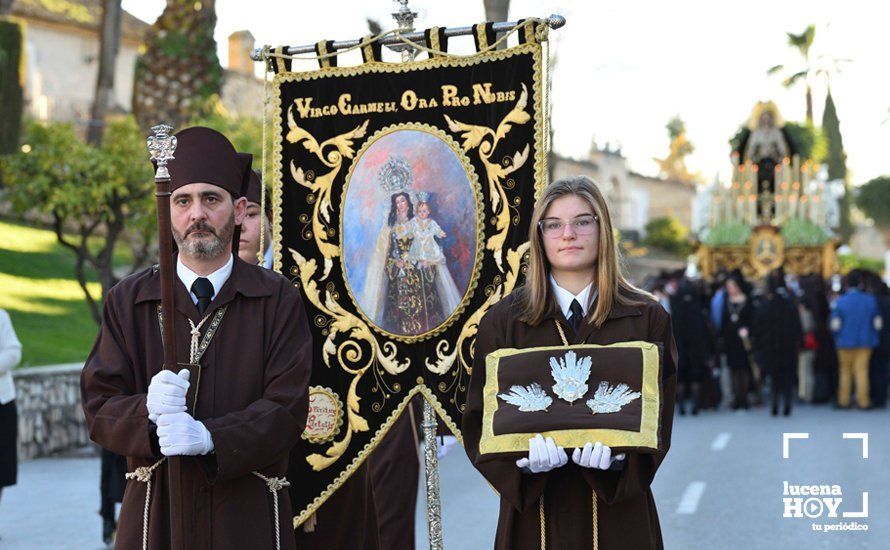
[191,277,214,315]
[568,299,583,332]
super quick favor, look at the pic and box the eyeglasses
[538,215,599,238]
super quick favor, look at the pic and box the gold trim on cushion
[480,341,661,454]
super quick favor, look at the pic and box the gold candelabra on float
[711,153,821,229]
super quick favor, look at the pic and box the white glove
[516,434,568,473]
[147,369,190,423]
[437,435,459,459]
[571,442,626,470]
[156,412,214,456]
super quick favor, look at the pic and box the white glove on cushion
[571,442,626,470]
[516,434,568,473]
[156,412,214,456]
[147,369,190,422]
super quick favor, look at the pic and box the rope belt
[124,458,166,550]
[252,471,292,550]
[125,462,291,550]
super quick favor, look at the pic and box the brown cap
[245,169,262,205]
[163,127,252,197]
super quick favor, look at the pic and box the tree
[0,17,23,155]
[768,25,817,123]
[643,216,691,257]
[0,118,155,323]
[133,0,222,131]
[87,0,123,146]
[655,116,697,183]
[856,176,890,243]
[822,90,852,241]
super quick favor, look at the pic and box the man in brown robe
[462,292,677,549]
[81,127,311,550]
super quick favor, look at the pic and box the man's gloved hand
[147,369,190,423]
[156,412,214,456]
[571,442,626,470]
[516,434,568,473]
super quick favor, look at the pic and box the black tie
[568,299,583,332]
[191,277,214,315]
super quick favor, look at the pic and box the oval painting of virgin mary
[341,125,480,340]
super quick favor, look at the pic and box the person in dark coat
[752,268,802,416]
[799,275,838,403]
[81,127,312,550]
[463,176,677,549]
[671,278,712,415]
[864,272,890,408]
[718,272,754,409]
[99,448,127,544]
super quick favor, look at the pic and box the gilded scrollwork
[287,108,369,279]
[290,248,410,470]
[444,83,531,272]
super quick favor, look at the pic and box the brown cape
[462,292,677,549]
[81,255,311,550]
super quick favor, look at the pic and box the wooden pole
[148,123,184,550]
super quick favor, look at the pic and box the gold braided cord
[263,18,548,64]
[252,471,291,550]
[539,495,546,549]
[124,458,166,550]
[593,490,599,549]
[555,319,569,346]
[542,34,552,185]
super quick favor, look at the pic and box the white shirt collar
[549,274,598,318]
[262,244,273,270]
[177,253,234,305]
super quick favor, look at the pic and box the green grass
[0,219,135,367]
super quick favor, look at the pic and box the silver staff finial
[148,123,177,180]
[389,0,418,61]
[548,14,566,30]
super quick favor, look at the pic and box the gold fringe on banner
[472,22,497,52]
[315,40,337,68]
[360,34,382,63]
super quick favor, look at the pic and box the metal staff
[147,123,185,550]
[249,13,566,60]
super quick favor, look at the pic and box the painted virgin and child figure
[361,187,463,336]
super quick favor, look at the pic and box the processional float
[695,101,840,279]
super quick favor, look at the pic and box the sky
[122,0,890,185]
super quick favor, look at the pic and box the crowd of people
[646,266,888,417]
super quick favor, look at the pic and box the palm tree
[133,0,222,131]
[767,25,816,123]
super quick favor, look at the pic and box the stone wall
[12,363,90,460]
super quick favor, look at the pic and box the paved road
[0,404,885,548]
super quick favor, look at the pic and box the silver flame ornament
[586,382,642,414]
[147,123,177,180]
[498,383,553,412]
[550,350,592,405]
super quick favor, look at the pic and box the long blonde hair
[516,175,648,327]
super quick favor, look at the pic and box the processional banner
[268,23,548,526]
